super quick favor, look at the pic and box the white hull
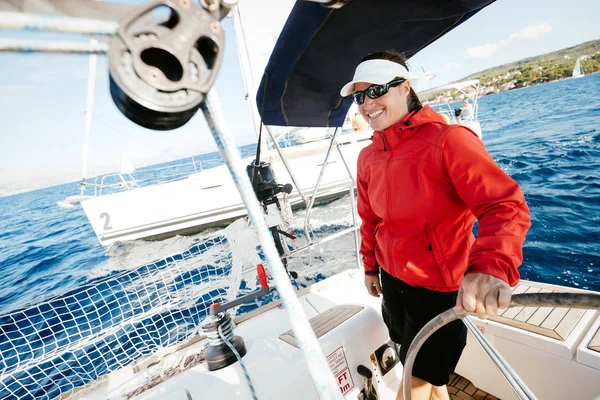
[81,132,372,246]
[461,120,483,140]
[77,270,600,400]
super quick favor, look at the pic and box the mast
[80,39,98,195]
[415,53,434,91]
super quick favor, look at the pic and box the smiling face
[354,80,411,132]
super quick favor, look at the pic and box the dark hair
[360,51,422,112]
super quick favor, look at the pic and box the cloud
[465,44,499,59]
[464,22,553,59]
[440,61,461,71]
[510,23,553,41]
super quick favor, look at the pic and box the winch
[201,310,247,371]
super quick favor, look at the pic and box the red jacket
[357,105,531,292]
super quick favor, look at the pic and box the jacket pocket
[425,226,453,287]
[373,226,383,268]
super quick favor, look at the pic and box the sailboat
[572,57,585,79]
[418,80,484,140]
[1,1,600,400]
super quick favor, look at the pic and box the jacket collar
[372,105,447,151]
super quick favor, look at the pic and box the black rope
[251,123,263,196]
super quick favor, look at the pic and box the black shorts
[380,268,467,386]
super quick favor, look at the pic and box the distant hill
[421,40,600,102]
[464,39,600,81]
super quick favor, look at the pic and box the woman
[340,51,531,400]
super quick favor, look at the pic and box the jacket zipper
[384,144,392,269]
[424,226,452,286]
[378,132,387,152]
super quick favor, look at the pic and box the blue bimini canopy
[256,0,495,127]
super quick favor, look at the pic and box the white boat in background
[419,79,484,140]
[81,128,371,246]
[573,57,585,79]
[2,1,600,400]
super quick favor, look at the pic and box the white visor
[340,59,419,97]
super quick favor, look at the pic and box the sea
[0,73,599,399]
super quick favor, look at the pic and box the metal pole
[283,227,355,259]
[303,127,341,242]
[241,226,357,275]
[462,317,536,399]
[333,138,361,269]
[0,12,118,35]
[200,90,342,400]
[349,184,361,270]
[264,126,309,206]
[334,140,356,187]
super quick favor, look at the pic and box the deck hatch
[279,305,364,348]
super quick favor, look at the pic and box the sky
[0,0,599,195]
[409,0,600,92]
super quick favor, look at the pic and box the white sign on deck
[327,346,354,395]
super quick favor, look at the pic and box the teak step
[448,373,499,400]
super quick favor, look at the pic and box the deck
[489,281,588,341]
[448,373,498,400]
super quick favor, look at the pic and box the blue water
[0,74,599,399]
[476,75,600,289]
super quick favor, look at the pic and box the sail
[572,57,584,78]
[120,153,135,175]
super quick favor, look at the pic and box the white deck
[72,271,600,400]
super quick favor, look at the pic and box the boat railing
[264,122,361,259]
[90,157,205,196]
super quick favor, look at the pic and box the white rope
[218,324,258,400]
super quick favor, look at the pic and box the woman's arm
[443,127,531,284]
[443,127,531,317]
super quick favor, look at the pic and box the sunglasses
[352,78,406,105]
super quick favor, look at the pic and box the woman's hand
[454,273,511,319]
[365,274,382,297]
